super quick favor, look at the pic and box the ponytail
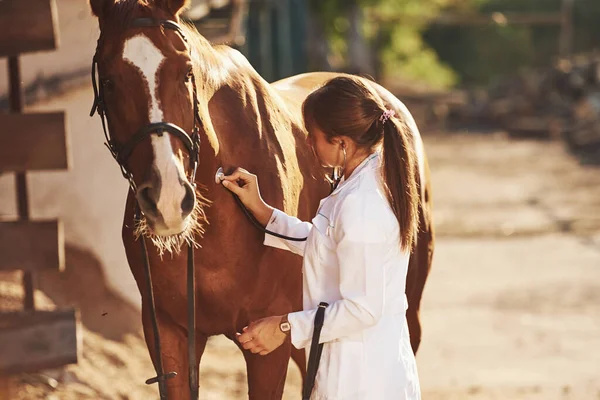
[300,75,420,251]
[381,118,419,252]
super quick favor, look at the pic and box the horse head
[90,0,208,251]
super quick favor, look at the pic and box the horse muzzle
[136,174,196,236]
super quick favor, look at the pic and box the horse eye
[184,67,193,83]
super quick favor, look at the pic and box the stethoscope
[213,143,347,241]
[214,146,382,243]
[214,166,343,242]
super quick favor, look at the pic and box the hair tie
[379,109,395,124]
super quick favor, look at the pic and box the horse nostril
[181,183,196,217]
[138,185,158,214]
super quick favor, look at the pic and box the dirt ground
[1,85,600,399]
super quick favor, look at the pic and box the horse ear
[90,0,115,19]
[156,0,191,16]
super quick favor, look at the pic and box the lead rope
[187,242,199,400]
[138,205,177,399]
[188,66,201,400]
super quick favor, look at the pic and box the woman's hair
[302,76,419,251]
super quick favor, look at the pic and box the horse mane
[180,23,223,86]
[101,0,154,30]
[175,22,312,219]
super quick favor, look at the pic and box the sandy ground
[1,86,600,399]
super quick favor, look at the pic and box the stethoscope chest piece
[215,167,225,184]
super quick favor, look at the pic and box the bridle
[90,18,202,191]
[90,18,201,400]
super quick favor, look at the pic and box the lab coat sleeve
[263,208,313,256]
[287,192,392,349]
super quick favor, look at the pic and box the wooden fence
[0,0,80,397]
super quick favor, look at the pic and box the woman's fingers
[239,337,264,353]
[221,167,252,182]
[236,326,270,354]
[221,168,255,194]
[236,329,252,344]
[221,180,243,195]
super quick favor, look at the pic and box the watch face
[280,322,291,332]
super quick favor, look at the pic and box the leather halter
[90,18,200,400]
[90,18,202,191]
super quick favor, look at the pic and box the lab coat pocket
[318,339,366,399]
[311,214,331,261]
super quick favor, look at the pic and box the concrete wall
[0,85,141,306]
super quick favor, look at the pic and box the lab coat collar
[330,150,381,196]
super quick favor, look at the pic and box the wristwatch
[280,314,291,335]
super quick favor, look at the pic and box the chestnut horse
[89,0,434,398]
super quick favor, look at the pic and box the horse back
[272,72,435,353]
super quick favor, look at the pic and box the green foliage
[310,0,458,89]
[377,22,457,88]
[424,0,600,86]
[311,0,600,88]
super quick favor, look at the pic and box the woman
[221,76,421,399]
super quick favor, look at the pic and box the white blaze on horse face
[123,35,189,233]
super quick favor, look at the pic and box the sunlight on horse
[89,0,434,398]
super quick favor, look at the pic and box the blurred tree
[308,0,458,88]
[309,0,600,88]
[310,0,600,87]
[424,0,600,87]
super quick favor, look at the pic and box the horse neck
[196,49,301,177]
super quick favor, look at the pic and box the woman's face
[308,126,343,168]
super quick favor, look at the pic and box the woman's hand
[236,315,288,356]
[221,167,274,226]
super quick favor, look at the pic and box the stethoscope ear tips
[215,167,225,184]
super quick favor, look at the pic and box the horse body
[90,1,433,398]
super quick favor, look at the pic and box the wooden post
[559,0,575,57]
[7,55,36,311]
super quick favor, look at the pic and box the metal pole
[8,56,35,311]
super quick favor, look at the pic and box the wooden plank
[0,310,80,375]
[0,220,64,272]
[0,0,59,57]
[0,112,69,172]
[369,12,563,26]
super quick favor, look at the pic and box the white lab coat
[264,152,421,400]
